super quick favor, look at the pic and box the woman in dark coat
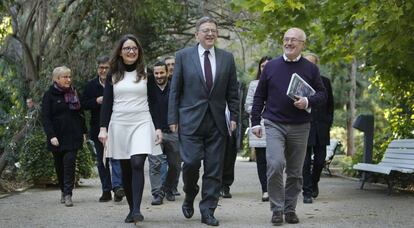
[41,66,86,207]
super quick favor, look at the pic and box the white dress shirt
[198,44,217,83]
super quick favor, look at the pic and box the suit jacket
[308,76,334,146]
[81,77,103,141]
[168,44,239,136]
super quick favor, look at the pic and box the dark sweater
[81,77,103,140]
[41,85,86,152]
[147,75,170,131]
[251,56,326,126]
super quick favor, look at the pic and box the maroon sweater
[251,56,326,126]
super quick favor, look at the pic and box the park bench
[353,139,414,194]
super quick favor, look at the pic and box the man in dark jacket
[302,53,334,204]
[81,56,124,202]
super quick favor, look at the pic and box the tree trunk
[346,58,357,156]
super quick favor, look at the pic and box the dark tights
[120,154,147,215]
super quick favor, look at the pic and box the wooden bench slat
[353,163,392,174]
[385,148,414,154]
[381,158,414,165]
[384,154,414,160]
[379,161,414,169]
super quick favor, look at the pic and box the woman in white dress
[98,34,162,224]
[245,56,272,202]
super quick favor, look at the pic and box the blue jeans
[111,159,123,190]
[93,139,112,192]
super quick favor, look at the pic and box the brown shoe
[271,211,283,226]
[64,195,73,207]
[285,212,299,224]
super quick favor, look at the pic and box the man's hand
[169,124,178,133]
[155,129,163,145]
[230,121,237,132]
[252,127,262,138]
[96,96,103,104]
[50,137,59,147]
[293,96,307,110]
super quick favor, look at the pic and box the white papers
[286,73,315,113]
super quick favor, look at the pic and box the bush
[18,127,95,184]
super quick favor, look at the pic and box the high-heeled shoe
[132,213,144,224]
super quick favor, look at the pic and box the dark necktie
[204,50,213,91]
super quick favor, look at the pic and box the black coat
[81,77,104,141]
[307,76,334,146]
[41,85,86,152]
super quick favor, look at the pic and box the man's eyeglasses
[122,46,139,52]
[199,28,218,34]
[98,66,109,71]
[283,37,305,43]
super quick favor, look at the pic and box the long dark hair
[110,34,146,84]
[256,56,272,80]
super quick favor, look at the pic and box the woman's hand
[155,129,163,145]
[98,127,108,145]
[50,137,59,147]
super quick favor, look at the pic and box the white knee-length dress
[106,71,162,159]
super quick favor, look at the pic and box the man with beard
[147,61,181,205]
[251,28,326,225]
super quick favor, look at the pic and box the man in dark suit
[168,16,239,226]
[302,53,334,204]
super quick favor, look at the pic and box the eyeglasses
[199,28,218,34]
[283,37,305,43]
[122,46,139,52]
[98,66,109,71]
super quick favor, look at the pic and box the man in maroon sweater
[251,27,326,226]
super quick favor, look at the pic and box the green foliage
[19,128,56,183]
[18,127,95,184]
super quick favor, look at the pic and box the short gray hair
[195,16,217,31]
[52,66,71,82]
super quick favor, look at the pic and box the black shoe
[132,213,144,224]
[271,211,283,226]
[182,186,199,219]
[221,187,232,198]
[99,191,112,202]
[124,212,134,223]
[113,187,125,202]
[303,196,313,204]
[165,191,175,201]
[201,211,219,226]
[172,187,181,196]
[312,184,319,198]
[285,212,299,224]
[151,194,164,205]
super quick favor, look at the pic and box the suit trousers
[52,150,77,196]
[179,110,226,213]
[161,132,181,192]
[302,144,327,197]
[264,120,310,213]
[221,133,237,189]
